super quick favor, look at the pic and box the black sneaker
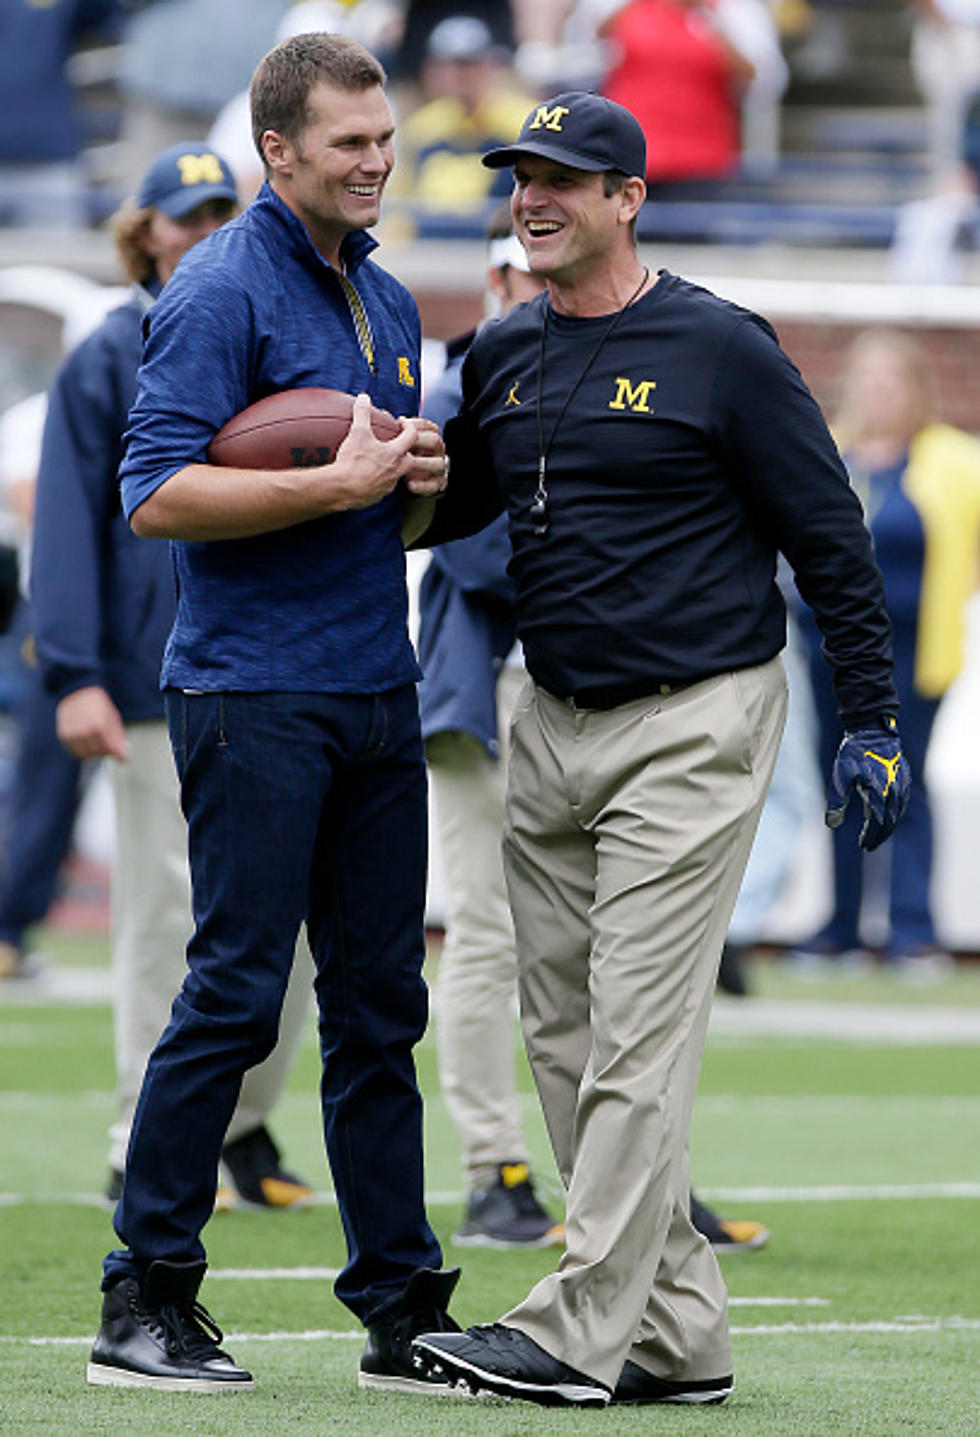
[691,1192,770,1251]
[453,1163,564,1249]
[412,1323,610,1407]
[86,1259,253,1391]
[613,1359,734,1405]
[359,1267,462,1394]
[220,1124,313,1210]
[717,941,749,996]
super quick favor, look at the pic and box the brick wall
[775,320,980,434]
[414,285,980,436]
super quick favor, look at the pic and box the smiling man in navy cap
[411,90,910,1407]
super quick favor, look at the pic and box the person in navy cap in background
[31,141,314,1214]
[413,90,910,1406]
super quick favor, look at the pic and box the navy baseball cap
[483,91,646,178]
[136,142,237,218]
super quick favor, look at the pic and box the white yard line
[2,1180,980,1207]
[698,1181,980,1202]
[709,998,980,1044]
[208,1267,341,1280]
[6,1316,978,1348]
[731,1317,980,1336]
[4,973,980,1044]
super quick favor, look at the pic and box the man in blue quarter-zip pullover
[86,34,454,1397]
[31,142,314,1216]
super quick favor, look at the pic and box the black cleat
[86,1259,253,1391]
[359,1267,462,1395]
[412,1323,610,1406]
[613,1359,734,1405]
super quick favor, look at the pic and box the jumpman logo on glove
[825,717,912,852]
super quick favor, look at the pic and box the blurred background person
[115,0,291,190]
[597,0,787,194]
[0,0,124,228]
[891,86,980,284]
[908,0,980,175]
[793,329,980,981]
[389,15,533,226]
[419,213,560,1249]
[30,141,314,1208]
[0,391,85,981]
[389,0,519,111]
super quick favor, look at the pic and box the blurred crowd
[3,1,980,248]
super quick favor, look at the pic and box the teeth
[527,222,561,235]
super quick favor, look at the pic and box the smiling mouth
[524,220,563,238]
[347,184,382,199]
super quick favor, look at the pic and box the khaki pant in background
[427,664,527,1189]
[502,659,787,1390]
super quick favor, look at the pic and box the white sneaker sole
[86,1361,254,1392]
[357,1369,468,1396]
[451,1227,563,1250]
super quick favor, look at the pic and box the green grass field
[2,930,979,1435]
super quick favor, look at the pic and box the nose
[516,177,552,214]
[361,141,391,175]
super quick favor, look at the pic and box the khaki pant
[501,660,787,1390]
[108,721,312,1173]
[427,665,526,1188]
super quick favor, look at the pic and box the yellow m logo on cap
[529,105,570,133]
[176,153,225,187]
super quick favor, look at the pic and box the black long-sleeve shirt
[422,271,897,729]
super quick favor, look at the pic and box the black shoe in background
[613,1358,734,1405]
[717,942,749,996]
[359,1266,462,1394]
[453,1162,564,1249]
[104,1167,124,1206]
[691,1192,770,1251]
[86,1258,253,1390]
[220,1124,313,1210]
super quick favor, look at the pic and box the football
[207,388,401,469]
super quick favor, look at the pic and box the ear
[486,266,508,304]
[262,129,293,176]
[618,175,646,228]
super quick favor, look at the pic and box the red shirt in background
[602,0,740,182]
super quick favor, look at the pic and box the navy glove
[826,717,911,852]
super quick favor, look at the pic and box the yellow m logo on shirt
[176,152,226,187]
[397,356,416,387]
[529,105,571,133]
[608,377,657,413]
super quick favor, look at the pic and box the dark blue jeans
[0,603,81,944]
[105,686,442,1322]
[805,620,941,957]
